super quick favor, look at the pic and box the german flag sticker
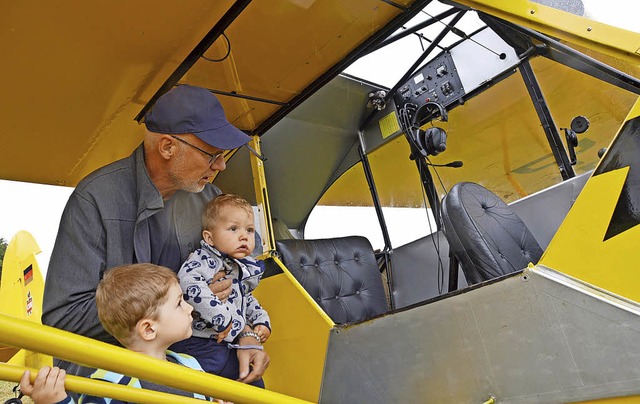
[24,264,33,286]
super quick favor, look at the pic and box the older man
[43,85,269,384]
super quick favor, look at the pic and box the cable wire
[400,104,447,295]
[201,33,231,62]
[417,159,446,295]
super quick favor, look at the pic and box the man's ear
[136,318,157,341]
[157,135,176,160]
[202,229,215,246]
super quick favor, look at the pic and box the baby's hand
[216,322,232,343]
[19,366,68,404]
[253,325,271,343]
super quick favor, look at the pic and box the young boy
[19,263,218,403]
[171,194,271,388]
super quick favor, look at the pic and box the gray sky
[0,180,72,275]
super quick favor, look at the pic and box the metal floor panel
[320,267,640,403]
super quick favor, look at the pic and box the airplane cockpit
[2,0,640,402]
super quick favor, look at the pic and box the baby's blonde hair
[202,194,253,230]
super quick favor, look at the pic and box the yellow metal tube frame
[0,363,204,404]
[0,313,311,404]
[248,135,276,256]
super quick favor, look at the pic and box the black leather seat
[276,236,388,324]
[441,182,543,285]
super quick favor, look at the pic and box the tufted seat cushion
[276,236,388,324]
[442,182,543,285]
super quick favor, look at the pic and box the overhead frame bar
[198,86,288,106]
[377,0,408,11]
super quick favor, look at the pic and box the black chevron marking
[594,116,640,241]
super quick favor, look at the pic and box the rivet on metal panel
[587,27,592,32]
[522,274,529,282]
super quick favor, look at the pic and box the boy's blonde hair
[96,263,178,346]
[202,194,253,230]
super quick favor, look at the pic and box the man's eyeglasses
[170,135,225,165]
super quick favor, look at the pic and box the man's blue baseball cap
[144,85,251,150]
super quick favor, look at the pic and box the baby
[171,194,271,388]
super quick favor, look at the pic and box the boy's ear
[202,229,215,245]
[136,318,157,341]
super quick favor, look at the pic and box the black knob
[571,116,590,134]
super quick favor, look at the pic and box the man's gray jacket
[42,145,220,344]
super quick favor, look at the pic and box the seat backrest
[272,217,296,240]
[276,236,388,324]
[441,182,543,285]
